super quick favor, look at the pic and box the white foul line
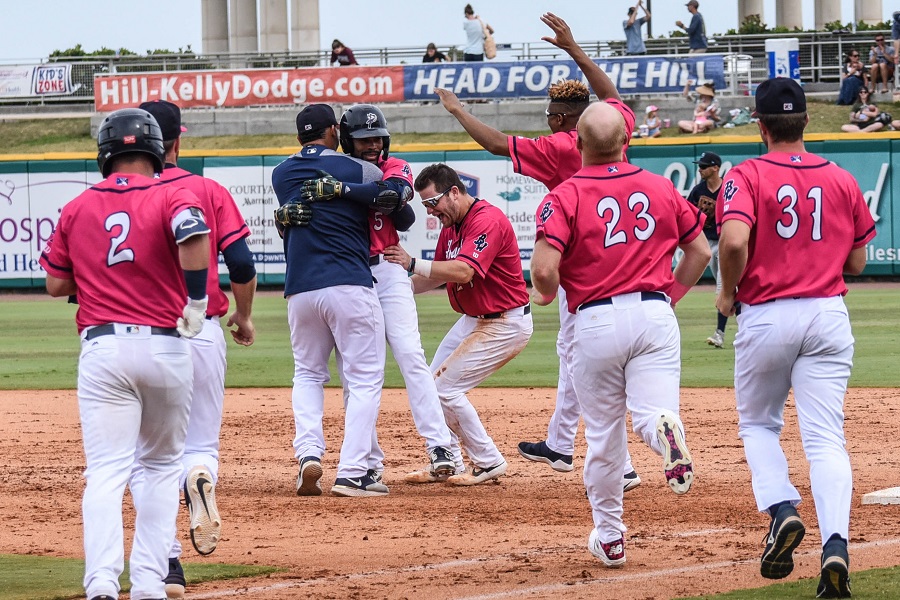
[185,534,900,599]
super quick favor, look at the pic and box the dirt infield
[2,387,899,600]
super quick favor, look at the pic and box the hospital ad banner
[93,55,725,110]
[0,64,79,98]
[1,144,895,285]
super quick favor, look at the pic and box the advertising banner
[94,55,725,110]
[94,67,405,111]
[2,142,895,285]
[404,55,726,100]
[0,64,79,98]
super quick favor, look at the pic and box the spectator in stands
[463,4,493,62]
[423,43,448,63]
[643,105,663,138]
[868,34,895,94]
[837,49,868,105]
[675,0,707,54]
[892,11,900,86]
[678,80,719,134]
[841,88,898,132]
[330,39,358,67]
[623,0,651,56]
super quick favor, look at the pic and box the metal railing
[2,29,888,108]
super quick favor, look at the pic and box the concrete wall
[88,95,780,138]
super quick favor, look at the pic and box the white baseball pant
[289,285,385,478]
[431,309,533,470]
[546,286,636,475]
[342,258,452,472]
[572,293,684,543]
[734,296,854,544]
[79,325,192,600]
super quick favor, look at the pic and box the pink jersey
[537,162,705,313]
[368,156,414,255]
[158,166,251,317]
[718,152,876,304]
[39,173,204,333]
[435,199,529,316]
[507,98,636,190]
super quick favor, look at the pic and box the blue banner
[403,55,726,100]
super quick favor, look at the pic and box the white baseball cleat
[184,466,221,556]
[655,411,694,495]
[588,529,626,567]
[706,329,724,348]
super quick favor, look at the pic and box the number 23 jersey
[536,162,704,314]
[718,152,876,304]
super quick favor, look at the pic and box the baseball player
[128,100,256,599]
[39,108,211,600]
[300,104,455,481]
[384,163,533,485]
[531,101,710,567]
[272,104,400,498]
[716,78,875,598]
[685,151,728,348]
[437,12,640,490]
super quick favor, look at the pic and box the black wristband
[184,268,208,300]
[408,257,416,273]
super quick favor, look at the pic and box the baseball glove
[697,194,716,219]
[300,170,343,202]
[274,201,313,227]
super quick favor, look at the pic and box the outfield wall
[0,139,895,288]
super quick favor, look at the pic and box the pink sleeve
[211,182,251,252]
[674,189,705,244]
[718,166,755,229]
[381,157,414,185]
[534,190,572,254]
[606,99,636,155]
[508,134,563,183]
[39,211,73,279]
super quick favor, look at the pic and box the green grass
[0,554,279,600]
[1,285,896,390]
[682,565,900,598]
[0,99,889,154]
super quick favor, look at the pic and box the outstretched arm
[436,88,510,156]
[541,12,619,101]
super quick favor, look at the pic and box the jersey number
[372,211,384,231]
[105,212,135,266]
[775,184,823,241]
[597,192,656,248]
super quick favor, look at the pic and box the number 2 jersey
[39,173,204,333]
[718,152,876,304]
[536,162,705,314]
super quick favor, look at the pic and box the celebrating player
[531,101,710,567]
[301,104,456,483]
[384,163,533,485]
[128,100,257,599]
[685,151,729,348]
[272,104,398,498]
[716,78,875,598]
[39,108,211,600]
[437,12,641,489]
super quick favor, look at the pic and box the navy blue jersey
[272,145,384,295]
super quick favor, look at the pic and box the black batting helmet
[340,104,391,160]
[96,108,165,177]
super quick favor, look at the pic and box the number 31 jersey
[39,173,204,333]
[536,162,704,314]
[718,152,876,304]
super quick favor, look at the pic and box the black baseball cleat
[164,556,186,599]
[517,440,574,472]
[817,535,852,598]
[760,503,806,579]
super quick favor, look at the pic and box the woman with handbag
[463,4,494,61]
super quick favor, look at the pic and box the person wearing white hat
[642,104,662,137]
[678,80,719,133]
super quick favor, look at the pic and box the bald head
[577,102,627,166]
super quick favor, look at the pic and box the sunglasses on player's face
[421,186,454,208]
